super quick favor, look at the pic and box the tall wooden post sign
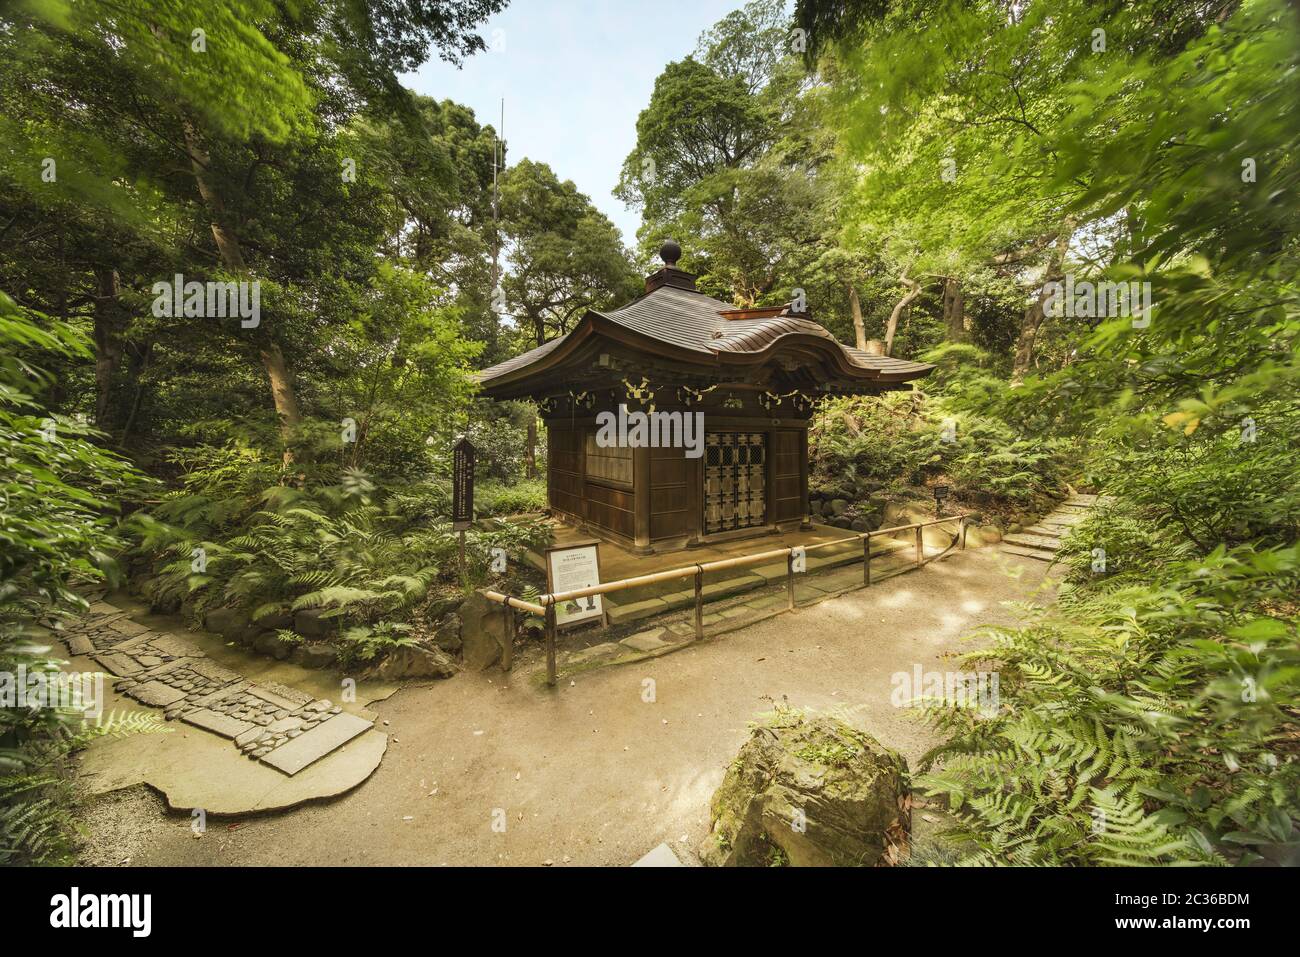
[452,437,475,530]
[452,437,475,581]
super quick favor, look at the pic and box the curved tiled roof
[478,283,933,387]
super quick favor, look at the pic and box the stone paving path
[64,602,373,776]
[1000,493,1111,562]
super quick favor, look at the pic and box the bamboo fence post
[502,601,514,672]
[544,603,557,688]
[693,567,704,641]
[863,534,871,587]
[915,525,923,567]
[787,549,796,611]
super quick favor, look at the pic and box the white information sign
[546,542,603,627]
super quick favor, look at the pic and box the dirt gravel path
[79,547,1052,866]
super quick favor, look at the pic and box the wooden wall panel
[649,445,691,540]
[770,429,803,522]
[547,425,584,519]
[583,480,635,539]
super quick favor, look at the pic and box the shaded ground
[77,546,1053,866]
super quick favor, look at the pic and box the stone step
[1001,544,1056,562]
[1039,515,1084,528]
[1003,532,1062,550]
[1023,525,1066,538]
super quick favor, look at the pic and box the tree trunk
[1012,226,1073,381]
[260,342,303,435]
[942,277,966,342]
[884,272,922,357]
[847,283,867,351]
[183,119,301,465]
[525,415,538,480]
[92,267,123,432]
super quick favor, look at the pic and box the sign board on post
[452,437,475,531]
[545,540,604,628]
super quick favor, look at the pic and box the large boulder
[205,606,246,635]
[290,642,337,670]
[425,594,466,621]
[253,630,292,660]
[433,613,462,655]
[458,591,511,671]
[142,577,181,614]
[294,607,334,639]
[370,643,457,681]
[700,711,909,867]
[252,607,295,631]
[206,607,256,643]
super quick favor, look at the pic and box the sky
[402,0,747,248]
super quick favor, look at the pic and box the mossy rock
[700,710,909,867]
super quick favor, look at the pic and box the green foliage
[500,158,640,345]
[809,0,1300,868]
[336,621,418,667]
[0,773,76,866]
[809,390,1065,508]
[917,543,1299,866]
[126,445,552,636]
[476,479,547,517]
[0,291,148,864]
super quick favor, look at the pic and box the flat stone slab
[108,618,150,636]
[632,842,684,867]
[566,642,622,665]
[606,597,668,624]
[128,680,189,708]
[258,712,373,776]
[147,634,202,658]
[182,708,257,740]
[718,604,755,619]
[1002,544,1056,562]
[187,659,243,684]
[620,628,671,652]
[1024,525,1067,536]
[247,682,313,710]
[92,651,144,677]
[1039,516,1084,528]
[1004,533,1061,550]
[66,635,95,656]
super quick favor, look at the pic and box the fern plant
[916,541,1300,866]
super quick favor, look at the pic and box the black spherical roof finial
[659,238,681,268]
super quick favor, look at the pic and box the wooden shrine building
[477,241,934,554]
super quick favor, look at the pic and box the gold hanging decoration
[621,376,656,414]
[759,389,814,413]
[677,384,717,406]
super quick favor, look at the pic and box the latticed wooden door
[703,432,766,534]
